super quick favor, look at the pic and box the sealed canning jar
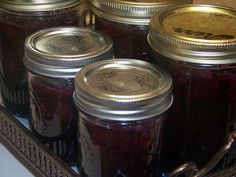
[23,27,113,163]
[0,0,85,117]
[90,0,192,61]
[73,59,173,177]
[148,4,236,172]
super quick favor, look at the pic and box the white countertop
[0,143,34,177]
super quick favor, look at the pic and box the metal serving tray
[0,105,79,177]
[1,102,236,177]
[0,1,235,176]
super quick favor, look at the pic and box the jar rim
[148,4,236,64]
[24,27,113,78]
[91,0,192,25]
[0,0,84,15]
[73,59,173,121]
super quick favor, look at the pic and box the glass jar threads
[148,4,236,172]
[73,59,173,177]
[24,27,113,163]
[0,0,85,117]
[91,0,192,61]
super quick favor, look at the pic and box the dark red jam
[78,111,165,177]
[94,16,150,60]
[28,72,78,163]
[73,59,173,177]
[153,54,236,172]
[147,4,236,173]
[91,0,192,61]
[24,26,113,165]
[0,5,84,117]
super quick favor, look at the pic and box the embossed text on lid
[73,59,173,120]
[34,31,104,56]
[148,4,236,64]
[24,27,113,77]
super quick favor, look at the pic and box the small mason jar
[73,59,173,177]
[148,4,236,172]
[90,0,192,61]
[23,27,113,163]
[0,0,85,117]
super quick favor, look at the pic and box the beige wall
[193,0,236,9]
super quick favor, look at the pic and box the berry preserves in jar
[91,0,192,61]
[24,27,113,163]
[148,4,236,172]
[0,0,85,117]
[73,59,173,177]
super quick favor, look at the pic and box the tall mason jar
[24,27,113,163]
[90,0,192,61]
[73,59,173,177]
[148,4,236,173]
[0,0,85,117]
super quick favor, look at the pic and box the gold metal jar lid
[73,59,173,121]
[0,0,84,15]
[91,0,192,25]
[148,4,236,65]
[24,27,113,78]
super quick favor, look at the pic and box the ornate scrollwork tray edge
[0,105,79,177]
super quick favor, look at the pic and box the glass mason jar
[23,27,113,163]
[148,4,236,173]
[90,0,192,61]
[0,0,85,117]
[73,59,173,177]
